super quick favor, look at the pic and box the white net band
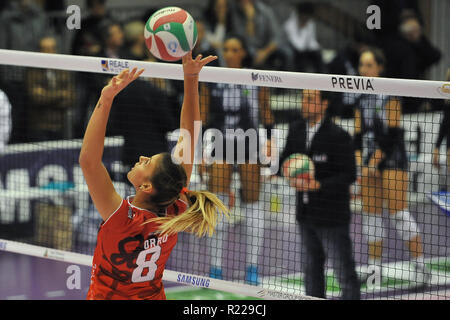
[0,49,448,99]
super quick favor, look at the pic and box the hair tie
[181,187,189,195]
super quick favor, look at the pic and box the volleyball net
[0,49,449,300]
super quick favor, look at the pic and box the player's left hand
[101,67,144,101]
[182,51,217,77]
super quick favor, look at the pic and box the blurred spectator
[203,0,233,53]
[0,1,8,14]
[122,20,149,61]
[71,0,111,56]
[73,18,124,139]
[26,36,75,141]
[0,0,47,52]
[98,20,126,58]
[381,13,441,113]
[382,14,441,80]
[193,19,220,67]
[41,0,65,11]
[38,0,66,33]
[328,28,370,77]
[71,0,112,138]
[284,2,324,73]
[0,88,12,153]
[371,0,421,42]
[432,69,450,191]
[231,0,291,70]
[0,0,48,142]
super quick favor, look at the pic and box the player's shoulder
[100,197,129,228]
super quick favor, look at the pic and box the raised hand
[182,51,217,77]
[101,67,145,100]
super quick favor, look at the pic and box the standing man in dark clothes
[279,90,360,300]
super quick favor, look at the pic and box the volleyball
[282,153,315,180]
[144,7,198,62]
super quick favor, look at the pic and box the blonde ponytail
[148,190,229,237]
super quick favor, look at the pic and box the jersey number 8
[131,246,161,283]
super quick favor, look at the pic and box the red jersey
[87,196,187,300]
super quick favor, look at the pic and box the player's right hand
[101,67,144,101]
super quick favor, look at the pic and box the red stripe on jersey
[153,9,187,30]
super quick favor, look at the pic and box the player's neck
[131,191,160,213]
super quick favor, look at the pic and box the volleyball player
[199,35,275,285]
[79,52,228,300]
[432,69,450,191]
[354,47,430,285]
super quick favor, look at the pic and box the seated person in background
[0,0,48,142]
[98,20,126,59]
[192,18,220,67]
[382,13,441,81]
[202,0,234,63]
[121,20,148,61]
[71,0,111,57]
[0,87,11,152]
[231,0,291,70]
[327,27,370,77]
[284,2,324,73]
[26,36,75,141]
[73,20,124,139]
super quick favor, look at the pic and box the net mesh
[0,53,449,300]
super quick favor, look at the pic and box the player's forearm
[79,95,113,167]
[180,75,200,153]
